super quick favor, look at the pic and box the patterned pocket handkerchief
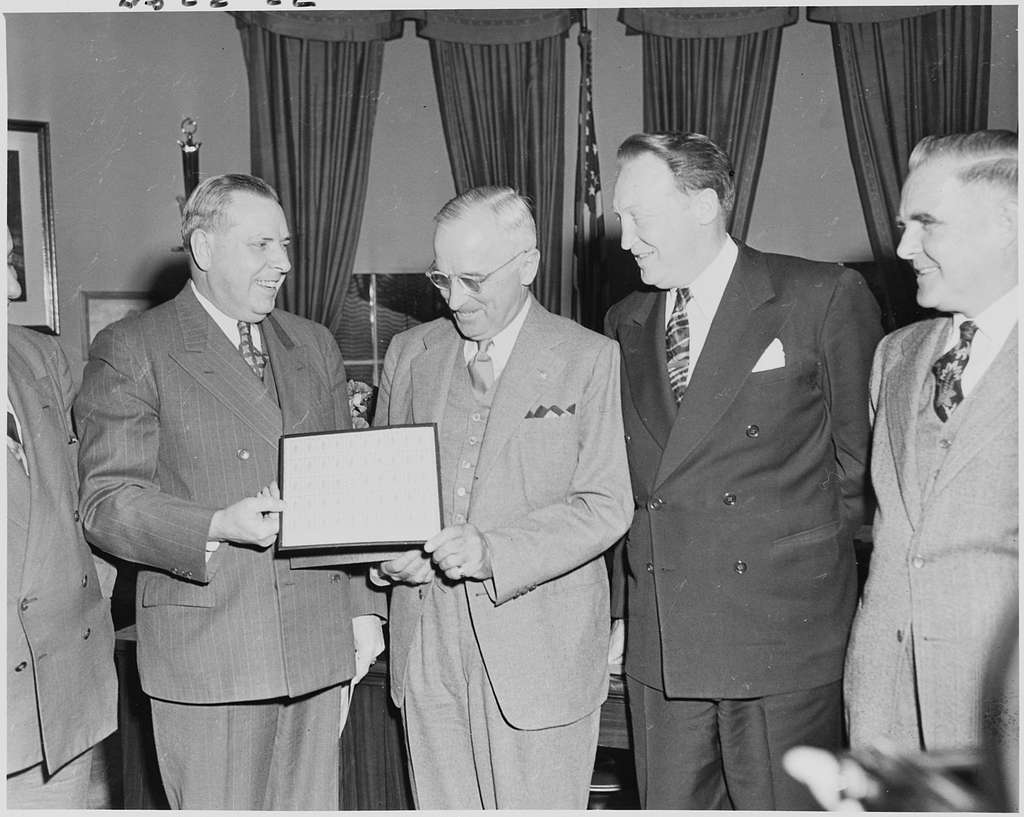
[525,403,577,419]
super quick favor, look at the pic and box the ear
[518,248,540,287]
[189,228,214,271]
[995,196,1018,250]
[693,188,722,226]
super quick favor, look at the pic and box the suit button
[723,492,737,506]
[237,449,251,460]
[939,439,951,449]
[14,661,27,672]
[624,434,631,442]
[68,434,79,445]
[646,562,655,574]
[745,425,759,438]
[73,510,81,522]
[82,628,91,640]
[896,629,903,642]
[184,571,193,579]
[19,598,30,612]
[454,514,465,523]
[468,436,478,446]
[734,560,747,574]
[471,412,482,422]
[331,574,341,583]
[456,487,467,497]
[911,556,925,568]
[82,574,89,588]
[647,500,656,511]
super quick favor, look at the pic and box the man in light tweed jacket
[845,131,1018,770]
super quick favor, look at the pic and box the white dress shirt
[663,236,738,386]
[461,294,532,382]
[191,280,265,351]
[945,286,1018,398]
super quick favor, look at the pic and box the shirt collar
[190,280,263,350]
[668,236,737,317]
[462,293,532,365]
[953,285,1018,347]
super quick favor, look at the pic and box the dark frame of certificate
[276,423,444,559]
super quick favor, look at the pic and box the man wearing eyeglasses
[371,186,633,809]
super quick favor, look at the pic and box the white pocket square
[751,338,786,372]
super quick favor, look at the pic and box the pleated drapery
[808,5,991,329]
[620,7,798,241]
[417,10,573,315]
[235,12,399,342]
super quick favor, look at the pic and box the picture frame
[81,291,156,356]
[7,119,59,334]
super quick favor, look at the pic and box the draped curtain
[234,11,402,342]
[416,11,573,315]
[808,5,991,329]
[620,7,798,241]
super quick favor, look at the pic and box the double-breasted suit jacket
[75,285,381,704]
[378,298,634,730]
[605,243,882,698]
[7,325,118,775]
[845,318,1018,750]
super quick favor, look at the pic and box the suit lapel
[7,341,66,595]
[166,288,283,448]
[411,322,462,425]
[475,300,562,486]
[929,323,1018,498]
[619,291,676,448]
[263,314,313,435]
[655,247,790,488]
[884,321,945,524]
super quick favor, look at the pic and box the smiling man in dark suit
[605,132,882,809]
[74,174,384,810]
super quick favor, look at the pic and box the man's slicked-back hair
[181,173,281,247]
[908,130,1018,195]
[617,132,736,221]
[434,186,538,249]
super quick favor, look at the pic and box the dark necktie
[237,321,268,381]
[468,339,495,400]
[932,320,978,422]
[666,288,693,403]
[7,408,29,475]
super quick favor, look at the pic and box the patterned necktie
[7,408,29,476]
[237,321,268,381]
[932,320,978,422]
[666,288,693,404]
[468,339,495,400]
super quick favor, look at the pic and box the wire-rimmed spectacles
[425,248,532,294]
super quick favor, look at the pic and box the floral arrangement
[347,379,375,429]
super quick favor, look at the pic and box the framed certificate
[278,424,443,562]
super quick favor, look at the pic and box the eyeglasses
[425,248,532,294]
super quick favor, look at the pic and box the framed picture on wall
[81,291,156,356]
[7,119,59,334]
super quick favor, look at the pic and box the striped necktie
[666,288,693,403]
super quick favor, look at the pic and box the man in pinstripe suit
[75,174,385,810]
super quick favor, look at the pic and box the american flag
[572,20,606,330]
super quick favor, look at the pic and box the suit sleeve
[821,268,883,535]
[75,322,217,582]
[485,340,635,604]
[603,307,629,620]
